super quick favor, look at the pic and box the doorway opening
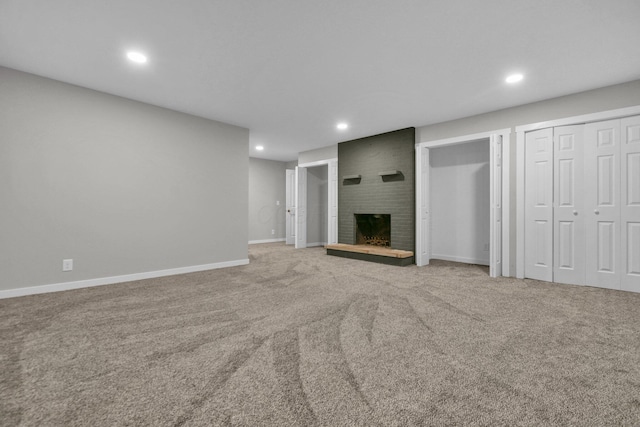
[430,140,490,266]
[416,129,509,278]
[289,159,338,249]
[305,164,328,247]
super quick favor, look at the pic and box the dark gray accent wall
[338,128,415,252]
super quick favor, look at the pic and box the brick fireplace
[331,128,415,265]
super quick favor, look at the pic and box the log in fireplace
[354,214,391,247]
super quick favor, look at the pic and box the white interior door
[285,169,295,245]
[416,145,430,266]
[489,135,502,277]
[585,119,621,289]
[621,115,640,292]
[553,125,585,285]
[295,166,307,249]
[524,128,554,282]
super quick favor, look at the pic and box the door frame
[515,105,640,278]
[416,128,511,277]
[295,158,338,248]
[294,166,307,248]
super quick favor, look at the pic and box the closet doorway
[416,129,510,277]
[430,140,491,266]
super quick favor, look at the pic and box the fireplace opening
[354,214,391,247]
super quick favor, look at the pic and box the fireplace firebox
[354,214,391,247]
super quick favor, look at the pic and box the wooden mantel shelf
[325,243,413,259]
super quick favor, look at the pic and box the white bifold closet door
[553,125,585,286]
[584,119,621,289]
[524,128,554,282]
[621,116,640,293]
[524,115,640,292]
[585,116,640,292]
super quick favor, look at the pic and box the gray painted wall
[0,67,249,291]
[306,166,328,246]
[338,128,415,252]
[430,140,490,265]
[417,80,640,143]
[248,158,287,242]
[417,78,640,275]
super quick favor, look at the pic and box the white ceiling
[1,0,639,161]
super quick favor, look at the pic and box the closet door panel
[597,222,616,272]
[621,115,640,292]
[558,221,575,268]
[525,128,554,281]
[585,120,621,289]
[627,223,640,274]
[553,125,585,285]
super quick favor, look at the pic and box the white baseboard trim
[0,258,250,300]
[248,238,286,244]
[306,242,327,248]
[431,254,489,266]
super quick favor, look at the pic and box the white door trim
[298,159,337,168]
[298,158,338,246]
[415,145,430,266]
[523,128,554,282]
[515,105,640,134]
[294,166,307,249]
[489,134,503,278]
[515,105,640,278]
[416,128,511,277]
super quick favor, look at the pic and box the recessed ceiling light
[506,73,524,84]
[255,145,264,151]
[126,51,148,64]
[337,122,348,130]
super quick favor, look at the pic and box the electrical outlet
[483,244,490,251]
[276,200,280,205]
[62,259,73,271]
[271,229,275,235]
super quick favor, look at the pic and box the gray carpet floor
[2,242,640,426]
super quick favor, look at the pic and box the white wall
[0,67,249,294]
[417,80,640,144]
[298,145,337,165]
[248,158,287,243]
[430,140,490,265]
[306,166,328,246]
